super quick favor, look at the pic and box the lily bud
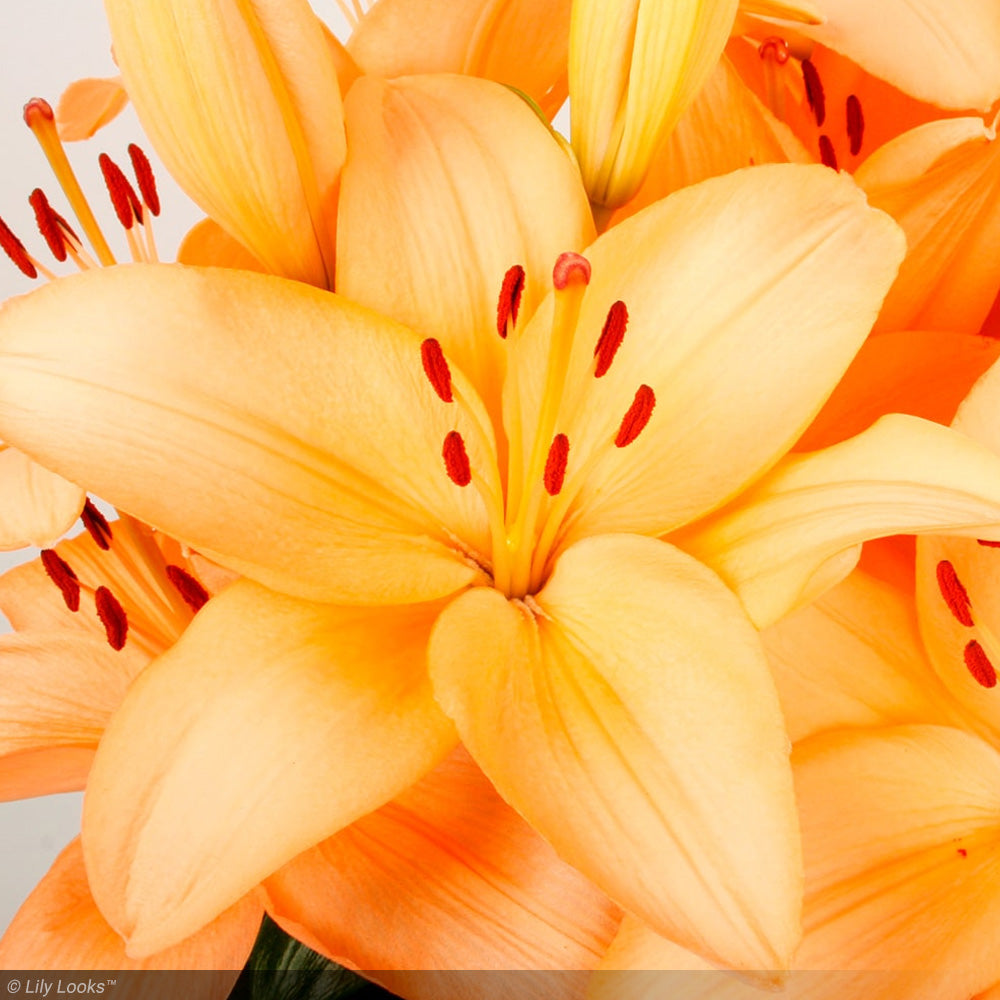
[570,0,739,211]
[104,0,345,288]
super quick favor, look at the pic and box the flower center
[936,556,1000,688]
[420,251,656,600]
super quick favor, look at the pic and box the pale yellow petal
[429,535,801,973]
[0,839,261,986]
[570,0,741,207]
[55,76,129,141]
[338,73,593,423]
[679,414,1000,627]
[104,0,344,286]
[0,265,491,605]
[856,117,1000,336]
[84,581,456,955]
[177,218,267,272]
[507,164,904,548]
[0,444,84,549]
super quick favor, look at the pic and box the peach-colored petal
[0,265,490,605]
[507,164,903,547]
[84,581,456,955]
[348,0,572,118]
[857,117,1000,336]
[177,218,267,272]
[0,445,84,549]
[797,329,1000,451]
[55,76,129,141]
[680,414,1000,627]
[762,570,954,742]
[337,73,593,423]
[264,748,620,999]
[429,534,801,973]
[104,0,344,286]
[0,839,260,988]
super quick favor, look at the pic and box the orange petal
[264,748,620,997]
[429,534,801,973]
[83,581,456,955]
[348,0,571,118]
[0,445,84,549]
[337,73,593,424]
[0,839,261,985]
[177,219,267,272]
[857,117,1000,336]
[797,329,1000,451]
[55,76,129,141]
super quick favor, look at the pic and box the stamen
[758,37,789,120]
[801,58,826,127]
[40,549,81,612]
[28,189,69,262]
[978,539,1000,547]
[81,498,113,550]
[553,251,591,290]
[818,135,838,171]
[127,144,160,216]
[99,153,142,229]
[937,560,974,627]
[845,95,865,156]
[543,433,569,496]
[420,338,453,402]
[594,300,627,378]
[0,216,38,278]
[165,564,210,612]
[496,265,526,338]
[964,639,997,688]
[615,385,656,448]
[95,585,128,650]
[443,431,472,486]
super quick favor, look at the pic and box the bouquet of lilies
[2,0,1000,997]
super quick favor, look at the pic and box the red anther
[29,189,68,262]
[496,264,526,339]
[978,539,1000,547]
[614,384,656,448]
[420,338,453,403]
[166,564,210,612]
[99,153,143,229]
[127,143,160,216]
[757,36,790,64]
[95,585,128,650]
[0,216,38,279]
[937,560,974,627]
[594,300,627,378]
[543,433,569,496]
[553,251,591,290]
[22,97,54,126]
[818,135,838,171]
[442,431,472,487]
[964,639,997,688]
[81,498,113,550]
[801,58,826,127]
[846,94,865,156]
[40,549,80,612]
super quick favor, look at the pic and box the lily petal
[177,219,267,272]
[792,725,1000,999]
[856,117,1000,336]
[569,0,740,208]
[762,570,954,742]
[679,414,1000,627]
[264,748,619,996]
[799,0,1000,111]
[55,76,129,141]
[0,444,84,549]
[0,265,491,605]
[0,839,261,986]
[429,534,801,973]
[508,164,904,545]
[337,73,593,423]
[104,0,344,286]
[348,0,572,118]
[83,580,456,955]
